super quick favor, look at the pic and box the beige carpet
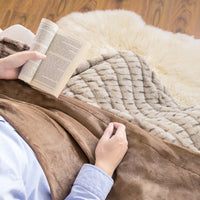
[57,10,200,106]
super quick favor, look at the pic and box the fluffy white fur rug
[57,10,200,106]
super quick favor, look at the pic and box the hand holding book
[18,18,90,97]
[0,51,46,79]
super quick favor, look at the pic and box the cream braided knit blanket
[57,10,200,107]
[63,50,200,152]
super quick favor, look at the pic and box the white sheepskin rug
[57,10,200,106]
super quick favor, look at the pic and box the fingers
[95,122,128,177]
[14,51,46,64]
[5,51,46,69]
[0,51,46,79]
[20,51,46,61]
[103,122,127,141]
[0,68,19,79]
[113,122,126,137]
[112,122,128,147]
[102,123,114,140]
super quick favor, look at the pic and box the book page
[18,18,58,83]
[31,30,89,97]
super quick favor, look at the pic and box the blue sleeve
[0,115,114,200]
[0,119,27,199]
[0,116,51,200]
[65,164,114,200]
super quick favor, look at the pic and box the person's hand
[0,51,46,79]
[95,122,128,177]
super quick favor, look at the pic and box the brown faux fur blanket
[0,37,29,58]
[1,37,200,199]
[1,80,200,200]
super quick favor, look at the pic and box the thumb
[102,123,114,140]
[4,51,46,70]
[17,51,46,62]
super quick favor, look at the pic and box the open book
[18,18,90,97]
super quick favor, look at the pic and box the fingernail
[37,52,46,59]
[109,123,114,130]
[40,54,46,59]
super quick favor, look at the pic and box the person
[0,51,128,199]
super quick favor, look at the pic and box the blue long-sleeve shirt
[0,116,113,199]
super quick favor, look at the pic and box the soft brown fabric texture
[0,37,29,58]
[1,80,200,200]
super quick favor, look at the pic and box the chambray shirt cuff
[74,164,114,199]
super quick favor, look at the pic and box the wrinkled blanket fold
[1,80,200,200]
